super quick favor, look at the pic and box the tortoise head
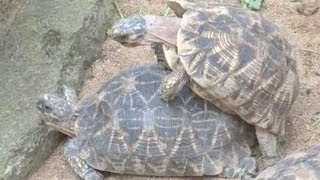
[109,15,180,47]
[108,16,148,47]
[37,94,76,137]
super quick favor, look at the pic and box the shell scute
[154,107,183,142]
[210,15,235,32]
[117,109,144,145]
[237,44,257,71]
[169,128,201,159]
[76,98,112,136]
[192,110,237,150]
[78,125,129,172]
[207,50,230,73]
[131,130,166,158]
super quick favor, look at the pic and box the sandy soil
[29,0,320,179]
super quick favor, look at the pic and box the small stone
[306,88,312,95]
[296,3,320,16]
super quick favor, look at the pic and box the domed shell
[256,146,320,180]
[170,1,299,135]
[73,64,256,176]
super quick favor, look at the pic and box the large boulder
[0,0,114,179]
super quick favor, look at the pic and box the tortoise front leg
[222,157,257,179]
[158,44,189,101]
[159,67,189,101]
[64,139,104,180]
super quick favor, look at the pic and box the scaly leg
[152,43,180,71]
[151,43,170,70]
[255,127,280,167]
[162,44,179,70]
[64,139,104,180]
[152,43,189,101]
[159,67,189,101]
[222,157,257,180]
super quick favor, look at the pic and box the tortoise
[37,64,257,179]
[255,146,320,180]
[108,0,300,166]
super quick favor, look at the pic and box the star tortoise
[37,64,257,179]
[255,146,320,180]
[109,0,300,166]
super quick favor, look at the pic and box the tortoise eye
[111,34,128,41]
[43,105,52,112]
[121,35,129,39]
[136,34,144,39]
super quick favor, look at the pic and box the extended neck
[55,121,76,137]
[47,120,76,137]
[145,16,181,47]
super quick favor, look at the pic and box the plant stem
[114,0,124,19]
[300,48,320,56]
[164,7,171,16]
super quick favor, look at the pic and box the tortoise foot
[261,156,280,168]
[159,68,189,101]
[159,75,178,101]
[84,171,104,180]
[222,157,257,179]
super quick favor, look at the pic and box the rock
[296,2,319,16]
[0,0,115,179]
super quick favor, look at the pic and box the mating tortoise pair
[38,64,318,180]
[37,0,303,179]
[109,0,299,166]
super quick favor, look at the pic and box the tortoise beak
[120,42,140,47]
[120,41,152,47]
[45,121,76,137]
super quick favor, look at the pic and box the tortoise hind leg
[64,139,104,180]
[222,157,257,179]
[159,67,189,101]
[255,127,280,167]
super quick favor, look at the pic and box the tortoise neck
[145,16,181,47]
[46,120,76,137]
[59,122,76,137]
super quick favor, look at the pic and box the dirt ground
[29,0,320,179]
